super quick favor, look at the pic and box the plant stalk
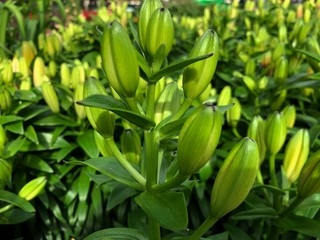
[148,216,161,240]
[144,129,159,190]
[190,214,218,240]
[152,172,189,193]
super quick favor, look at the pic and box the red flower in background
[81,10,97,21]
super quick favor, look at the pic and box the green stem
[146,83,156,119]
[125,97,143,114]
[190,214,218,240]
[144,130,159,190]
[279,196,304,218]
[148,216,161,240]
[232,127,241,139]
[168,97,193,122]
[0,204,13,214]
[269,154,277,187]
[152,172,189,193]
[106,137,146,188]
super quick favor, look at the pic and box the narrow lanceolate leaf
[77,94,155,129]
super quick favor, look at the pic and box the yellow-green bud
[283,129,310,183]
[0,158,11,189]
[273,57,288,85]
[138,0,163,52]
[154,82,183,124]
[83,77,115,139]
[217,85,232,106]
[74,83,86,120]
[48,60,57,78]
[226,98,241,128]
[1,60,13,84]
[242,76,256,93]
[18,176,47,201]
[278,25,288,43]
[41,78,60,113]
[258,76,268,89]
[21,41,37,68]
[272,42,285,62]
[265,111,287,155]
[245,59,256,77]
[177,103,222,175]
[60,63,71,88]
[120,129,141,165]
[297,150,320,199]
[210,137,259,219]
[306,37,320,72]
[247,115,266,164]
[0,88,12,112]
[71,65,85,89]
[101,20,140,98]
[271,90,287,111]
[0,124,6,151]
[183,29,219,99]
[282,105,296,128]
[33,57,46,88]
[19,57,29,78]
[145,7,174,58]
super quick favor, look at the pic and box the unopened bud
[282,105,296,128]
[18,176,47,201]
[120,129,141,165]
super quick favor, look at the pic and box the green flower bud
[71,65,85,89]
[271,90,287,111]
[245,59,256,77]
[1,60,13,84]
[94,130,113,157]
[101,20,139,98]
[0,88,12,112]
[33,56,46,88]
[226,98,241,128]
[217,85,232,106]
[0,158,11,189]
[60,63,71,88]
[265,111,287,155]
[272,42,285,62]
[177,103,222,175]
[74,83,86,120]
[154,82,183,124]
[210,137,259,219]
[21,41,37,68]
[297,150,320,199]
[183,29,219,99]
[242,76,256,93]
[283,129,310,183]
[41,77,60,113]
[48,60,57,78]
[306,37,320,72]
[258,76,268,89]
[282,105,296,128]
[138,0,163,52]
[146,7,174,58]
[247,115,266,164]
[273,57,288,85]
[120,129,141,165]
[83,77,115,139]
[18,176,47,201]
[278,24,288,43]
[0,124,6,149]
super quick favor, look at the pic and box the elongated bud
[306,37,320,72]
[33,57,46,88]
[0,88,12,112]
[121,129,141,165]
[101,20,139,98]
[183,30,219,99]
[71,65,86,89]
[20,77,32,91]
[298,150,320,199]
[83,77,115,139]
[283,129,310,183]
[18,176,47,201]
[74,84,86,120]
[242,76,256,92]
[265,111,287,155]
[146,7,174,58]
[94,130,113,157]
[0,124,6,153]
[48,60,57,78]
[258,76,268,89]
[0,158,11,189]
[60,63,71,88]
[272,42,285,62]
[45,35,56,59]
[226,98,241,128]
[138,0,163,52]
[22,41,37,68]
[1,60,13,84]
[245,59,256,77]
[298,23,312,44]
[41,78,60,113]
[273,57,288,85]
[247,116,266,164]
[217,85,232,106]
[177,103,222,175]
[271,89,287,111]
[278,24,288,43]
[19,57,29,78]
[154,82,183,124]
[282,105,296,128]
[210,137,259,219]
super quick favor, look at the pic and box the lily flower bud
[41,78,60,113]
[101,20,140,98]
[18,176,47,201]
[177,103,222,175]
[282,105,296,128]
[298,150,320,199]
[283,129,310,183]
[183,29,219,99]
[247,115,266,164]
[217,85,232,106]
[264,111,287,155]
[60,63,71,88]
[273,57,288,85]
[210,137,259,219]
[83,77,115,139]
[226,98,241,128]
[145,7,174,58]
[33,56,46,88]
[121,129,141,165]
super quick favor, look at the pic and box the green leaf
[152,44,166,73]
[19,104,48,121]
[158,117,188,141]
[274,214,320,238]
[77,130,99,158]
[70,157,142,190]
[5,121,24,134]
[25,125,39,144]
[135,191,188,231]
[107,183,137,210]
[22,154,54,173]
[309,124,320,147]
[83,228,148,240]
[308,72,320,80]
[149,53,213,82]
[223,223,252,240]
[51,144,78,162]
[3,138,26,158]
[0,115,24,125]
[77,169,91,202]
[77,94,155,129]
[14,90,38,101]
[0,190,35,212]
[0,208,34,224]
[293,49,320,62]
[231,207,278,220]
[33,114,79,127]
[285,80,320,90]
